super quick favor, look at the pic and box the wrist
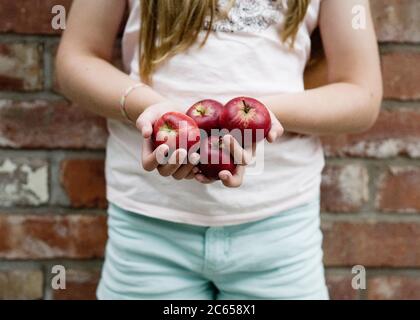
[124,86,168,122]
[258,95,278,116]
[258,95,290,131]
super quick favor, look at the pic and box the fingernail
[178,149,187,158]
[190,153,200,165]
[220,173,228,180]
[193,167,199,174]
[142,129,150,138]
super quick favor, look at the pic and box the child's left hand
[266,108,284,143]
[195,109,283,188]
[194,134,252,188]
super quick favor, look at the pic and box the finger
[172,164,195,180]
[184,170,196,180]
[267,110,284,143]
[222,135,253,166]
[188,152,201,166]
[194,173,215,184]
[187,165,201,180]
[136,111,158,138]
[157,149,188,177]
[267,121,284,143]
[171,152,200,180]
[219,166,245,188]
[142,140,169,171]
[136,119,153,138]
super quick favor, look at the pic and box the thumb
[136,113,154,138]
[136,118,153,139]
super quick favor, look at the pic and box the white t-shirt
[106,0,325,226]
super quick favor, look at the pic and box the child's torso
[105,0,325,226]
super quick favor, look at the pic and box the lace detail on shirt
[204,0,287,33]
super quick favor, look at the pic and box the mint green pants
[97,199,329,300]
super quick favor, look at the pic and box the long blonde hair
[140,0,311,83]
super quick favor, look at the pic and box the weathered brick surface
[326,274,359,300]
[321,164,369,213]
[0,0,419,301]
[376,166,420,213]
[0,100,108,149]
[0,270,43,300]
[382,52,420,101]
[322,220,420,267]
[0,214,107,259]
[52,269,100,300]
[60,159,107,209]
[0,157,48,207]
[0,0,72,35]
[371,0,420,43]
[322,109,420,158]
[0,43,43,91]
[2,0,420,43]
[368,275,420,300]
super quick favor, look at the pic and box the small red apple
[198,136,236,180]
[220,97,271,145]
[152,112,200,151]
[186,99,224,135]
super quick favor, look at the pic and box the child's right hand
[136,101,201,180]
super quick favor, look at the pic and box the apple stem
[241,100,251,113]
[196,105,206,116]
[161,123,174,133]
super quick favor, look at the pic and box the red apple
[152,112,200,151]
[220,97,271,145]
[198,136,236,179]
[186,99,224,135]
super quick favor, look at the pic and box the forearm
[56,52,167,122]
[260,82,381,136]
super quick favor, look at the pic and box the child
[56,0,382,299]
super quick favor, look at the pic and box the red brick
[321,164,369,213]
[0,100,108,149]
[60,159,107,209]
[368,275,420,300]
[0,0,72,35]
[0,270,43,299]
[322,109,420,158]
[0,157,48,207]
[326,274,359,300]
[52,269,100,300]
[371,0,420,43]
[0,43,43,91]
[382,52,420,100]
[376,166,420,213]
[0,214,107,259]
[322,220,420,267]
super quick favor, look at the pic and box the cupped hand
[136,101,176,138]
[194,134,254,188]
[137,101,200,180]
[266,108,284,143]
[195,107,283,188]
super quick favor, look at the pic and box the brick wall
[0,0,419,300]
